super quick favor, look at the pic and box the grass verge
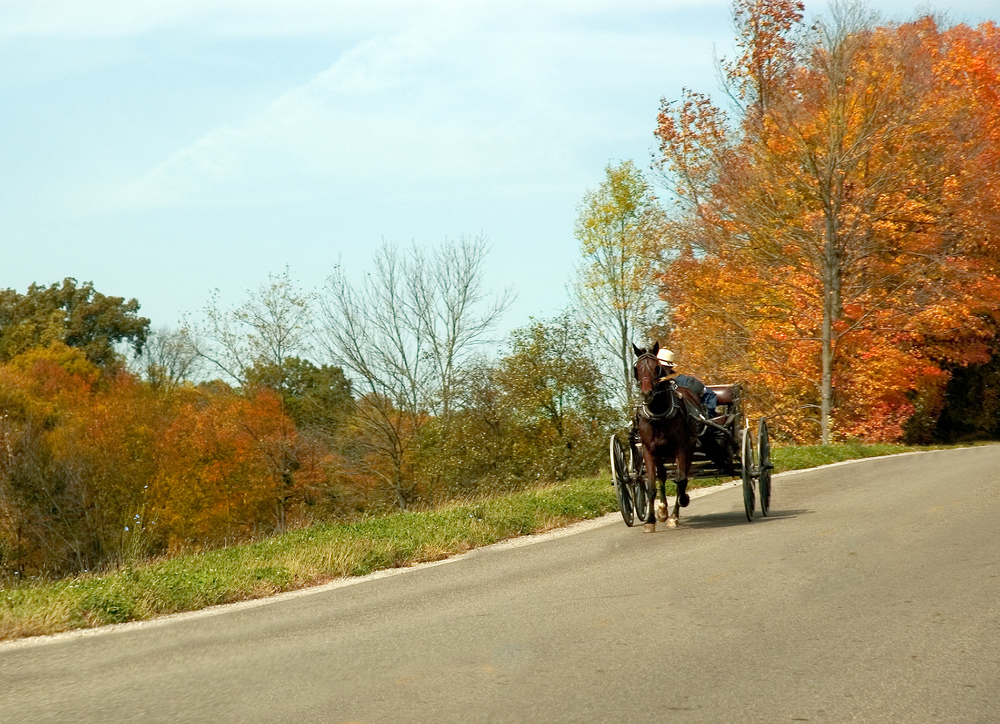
[1,478,617,641]
[0,441,942,641]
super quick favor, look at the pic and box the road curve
[2,446,998,723]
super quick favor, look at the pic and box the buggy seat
[705,384,741,429]
[707,384,737,406]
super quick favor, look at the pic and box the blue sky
[2,0,995,346]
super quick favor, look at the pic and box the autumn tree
[0,341,329,576]
[48,373,163,567]
[0,344,105,575]
[0,279,150,368]
[574,160,665,407]
[317,236,512,508]
[149,386,313,545]
[655,1,1000,442]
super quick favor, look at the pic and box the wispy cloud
[100,6,713,212]
[106,31,457,209]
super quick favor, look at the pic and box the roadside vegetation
[0,441,946,641]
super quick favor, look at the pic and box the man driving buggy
[654,348,718,419]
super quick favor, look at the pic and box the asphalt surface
[2,446,998,723]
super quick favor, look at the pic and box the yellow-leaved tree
[574,160,665,408]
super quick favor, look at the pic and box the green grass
[1,477,618,640]
[0,441,957,641]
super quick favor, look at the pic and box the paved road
[2,446,999,723]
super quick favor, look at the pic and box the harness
[637,382,679,422]
[633,353,717,436]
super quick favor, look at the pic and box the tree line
[0,257,615,578]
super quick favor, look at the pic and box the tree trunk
[821,292,834,445]
[820,210,842,444]
[620,324,633,405]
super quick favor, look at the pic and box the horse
[631,342,703,533]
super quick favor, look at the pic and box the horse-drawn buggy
[609,344,772,531]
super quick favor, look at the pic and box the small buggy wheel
[757,418,772,517]
[634,476,654,524]
[629,444,651,522]
[610,435,634,527]
[740,427,755,521]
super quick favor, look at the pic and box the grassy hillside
[0,442,938,640]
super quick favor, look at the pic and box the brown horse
[631,342,702,532]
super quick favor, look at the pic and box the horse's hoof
[679,493,690,507]
[666,517,678,529]
[643,523,656,534]
[655,500,668,522]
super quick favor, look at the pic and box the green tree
[573,160,665,408]
[494,315,615,483]
[0,278,150,368]
[244,357,354,431]
[416,315,615,497]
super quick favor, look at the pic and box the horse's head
[632,341,664,398]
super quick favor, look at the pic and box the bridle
[634,353,678,421]
[633,352,663,396]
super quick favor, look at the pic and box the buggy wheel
[740,427,755,521]
[757,418,772,517]
[610,436,634,527]
[629,445,648,520]
[634,478,654,524]
[634,477,653,523]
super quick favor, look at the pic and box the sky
[2,0,996,352]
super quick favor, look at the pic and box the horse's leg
[671,478,689,518]
[655,462,669,522]
[669,446,692,527]
[641,446,658,533]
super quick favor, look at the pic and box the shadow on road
[676,508,811,530]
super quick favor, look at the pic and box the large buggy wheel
[740,426,756,521]
[757,418,772,516]
[610,435,634,527]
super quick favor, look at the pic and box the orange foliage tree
[0,342,324,576]
[47,373,163,565]
[150,386,324,551]
[655,1,1000,442]
[0,344,104,574]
